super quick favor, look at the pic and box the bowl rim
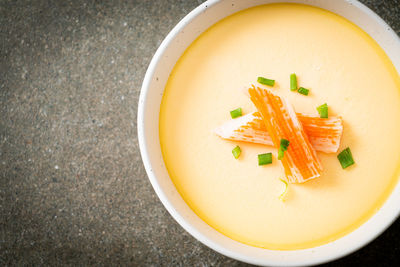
[138,0,400,265]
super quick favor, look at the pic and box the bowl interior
[138,0,400,265]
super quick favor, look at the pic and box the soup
[159,3,400,250]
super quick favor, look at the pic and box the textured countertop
[1,0,399,266]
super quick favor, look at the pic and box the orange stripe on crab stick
[297,114,343,153]
[248,86,323,183]
[214,112,343,153]
[214,112,274,146]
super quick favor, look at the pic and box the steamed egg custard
[159,4,400,250]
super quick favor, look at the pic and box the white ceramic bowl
[138,0,400,265]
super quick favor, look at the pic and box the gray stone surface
[0,0,399,266]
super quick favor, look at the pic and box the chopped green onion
[317,103,328,118]
[337,147,355,169]
[258,153,272,165]
[232,146,241,159]
[257,76,275,86]
[230,107,242,119]
[298,87,309,96]
[278,139,290,160]
[279,178,289,201]
[278,148,284,160]
[280,139,290,149]
[290,73,297,91]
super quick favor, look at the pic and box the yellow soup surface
[159,3,400,250]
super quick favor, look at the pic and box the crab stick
[248,86,323,183]
[214,112,343,153]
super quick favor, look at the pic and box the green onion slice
[337,147,355,169]
[290,73,297,91]
[230,108,242,119]
[280,139,290,149]
[232,146,241,159]
[278,148,285,160]
[317,103,328,118]
[278,139,290,160]
[279,178,289,201]
[298,87,309,96]
[258,153,272,165]
[257,76,275,86]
